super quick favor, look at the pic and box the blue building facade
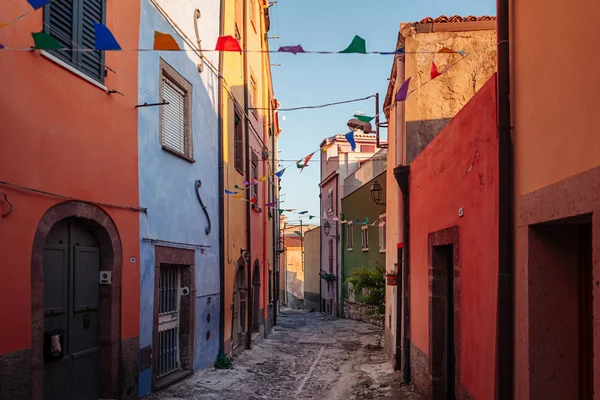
[137,0,221,396]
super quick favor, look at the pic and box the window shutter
[46,0,75,63]
[234,114,244,171]
[79,0,104,82]
[161,78,186,155]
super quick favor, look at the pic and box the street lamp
[370,180,385,206]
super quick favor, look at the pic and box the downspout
[495,0,514,396]
[335,174,340,317]
[243,0,253,350]
[394,165,410,383]
[318,193,322,312]
[217,0,226,358]
[271,106,277,327]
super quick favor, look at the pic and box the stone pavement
[148,308,423,399]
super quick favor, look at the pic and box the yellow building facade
[220,0,279,356]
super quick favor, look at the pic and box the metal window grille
[161,78,186,156]
[347,224,353,249]
[234,113,244,172]
[361,227,369,250]
[157,265,181,378]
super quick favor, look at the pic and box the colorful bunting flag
[345,131,356,151]
[309,216,315,220]
[362,217,369,225]
[354,114,375,123]
[0,44,4,49]
[380,48,405,55]
[395,77,411,102]
[438,47,455,54]
[234,184,242,189]
[279,209,285,215]
[332,216,339,221]
[301,152,315,172]
[233,194,244,199]
[224,190,238,195]
[250,197,258,204]
[31,32,61,50]
[243,180,249,185]
[275,169,286,178]
[26,0,50,9]
[154,31,180,50]
[431,61,442,79]
[457,50,466,57]
[265,201,277,207]
[340,35,366,54]
[278,45,305,54]
[321,142,334,153]
[259,176,268,182]
[354,219,359,223]
[299,211,308,215]
[94,23,121,50]
[215,35,241,52]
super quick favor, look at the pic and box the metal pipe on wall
[495,0,514,395]
[217,0,226,358]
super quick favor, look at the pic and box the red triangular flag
[431,61,442,79]
[215,35,242,52]
[250,197,258,204]
[301,152,315,172]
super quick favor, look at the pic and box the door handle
[83,314,90,329]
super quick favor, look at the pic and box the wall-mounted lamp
[323,221,339,239]
[240,249,251,264]
[370,180,386,206]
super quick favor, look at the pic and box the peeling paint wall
[137,0,221,396]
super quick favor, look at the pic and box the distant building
[303,227,321,311]
[341,149,387,324]
[320,134,381,316]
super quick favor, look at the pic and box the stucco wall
[404,29,496,163]
[0,0,141,359]
[137,0,220,395]
[284,246,304,308]
[409,77,498,399]
[341,172,386,309]
[304,228,321,310]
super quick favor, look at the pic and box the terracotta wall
[0,0,140,354]
[408,76,498,399]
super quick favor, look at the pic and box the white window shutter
[161,78,186,155]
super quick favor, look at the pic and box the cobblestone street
[148,309,422,399]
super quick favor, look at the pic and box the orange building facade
[0,0,141,398]
[510,0,600,398]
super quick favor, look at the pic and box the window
[159,59,193,161]
[251,152,258,203]
[328,239,333,272]
[268,178,273,219]
[379,215,387,252]
[250,0,258,32]
[346,224,353,250]
[361,226,369,251]
[361,145,375,153]
[234,0,242,40]
[250,74,258,118]
[44,0,106,83]
[234,112,244,173]
[327,189,333,212]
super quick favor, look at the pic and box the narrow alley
[148,309,422,400]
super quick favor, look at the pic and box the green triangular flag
[340,35,366,54]
[309,216,315,220]
[234,184,241,189]
[31,32,62,50]
[353,114,374,123]
[278,209,285,215]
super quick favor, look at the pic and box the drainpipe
[243,0,253,351]
[217,0,226,358]
[335,174,340,317]
[271,107,277,327]
[394,165,410,383]
[495,0,514,396]
[319,193,322,312]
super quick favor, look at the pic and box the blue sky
[270,0,496,223]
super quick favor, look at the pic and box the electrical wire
[250,94,376,112]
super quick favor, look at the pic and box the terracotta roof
[415,15,496,24]
[282,236,303,248]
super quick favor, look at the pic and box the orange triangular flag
[438,47,454,54]
[431,61,442,79]
[321,142,334,153]
[215,35,242,52]
[154,31,180,50]
[301,152,315,172]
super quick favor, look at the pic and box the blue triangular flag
[345,131,356,151]
[224,190,238,195]
[275,169,286,178]
[94,22,121,50]
[299,211,308,215]
[380,48,405,55]
[26,0,50,9]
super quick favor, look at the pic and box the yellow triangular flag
[259,176,268,182]
[154,31,180,50]
[322,142,334,153]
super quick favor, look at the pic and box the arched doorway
[232,258,247,350]
[30,201,122,400]
[252,261,261,333]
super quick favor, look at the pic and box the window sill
[362,248,369,252]
[347,248,353,252]
[380,249,386,253]
[162,146,195,163]
[41,50,107,91]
